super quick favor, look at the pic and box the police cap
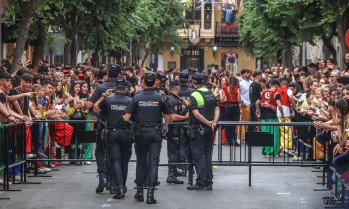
[144,72,156,83]
[191,73,203,85]
[169,80,180,87]
[201,73,209,84]
[115,77,128,87]
[180,70,189,78]
[108,64,121,78]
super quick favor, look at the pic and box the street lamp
[212,45,218,55]
[170,47,175,56]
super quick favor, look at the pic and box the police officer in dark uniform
[84,64,121,193]
[93,77,132,199]
[165,80,190,184]
[178,70,193,175]
[123,72,171,204]
[187,73,219,191]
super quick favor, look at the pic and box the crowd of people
[1,53,349,201]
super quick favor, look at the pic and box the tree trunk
[336,12,349,70]
[141,49,150,67]
[321,35,337,62]
[126,40,132,66]
[70,36,77,67]
[91,51,99,67]
[63,40,72,65]
[9,0,40,73]
[284,43,293,69]
[32,21,46,66]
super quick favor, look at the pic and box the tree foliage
[239,0,349,67]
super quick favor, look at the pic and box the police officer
[123,72,171,204]
[165,80,189,184]
[93,77,132,199]
[178,70,193,176]
[85,64,121,193]
[187,73,219,191]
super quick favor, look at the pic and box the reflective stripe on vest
[191,87,209,108]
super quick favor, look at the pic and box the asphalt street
[0,141,332,209]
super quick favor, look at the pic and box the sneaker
[37,150,48,159]
[26,153,37,158]
[84,161,92,165]
[37,168,47,174]
[42,167,52,172]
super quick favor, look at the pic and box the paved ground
[0,141,333,209]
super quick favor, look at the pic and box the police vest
[178,85,192,116]
[261,89,278,111]
[190,86,217,124]
[105,93,132,129]
[277,87,291,107]
[134,88,163,125]
[166,93,182,115]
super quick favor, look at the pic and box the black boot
[113,186,125,199]
[96,175,108,193]
[134,185,144,202]
[166,168,184,184]
[110,185,117,195]
[146,187,156,204]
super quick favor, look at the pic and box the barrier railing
[0,123,28,199]
[1,120,332,203]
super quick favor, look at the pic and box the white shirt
[239,79,253,106]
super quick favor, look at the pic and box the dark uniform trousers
[167,129,180,171]
[179,127,190,169]
[135,127,162,187]
[95,124,107,177]
[190,125,214,187]
[108,130,132,187]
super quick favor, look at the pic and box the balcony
[215,22,239,35]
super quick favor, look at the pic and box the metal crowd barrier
[0,123,29,200]
[1,120,333,202]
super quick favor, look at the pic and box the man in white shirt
[238,69,252,142]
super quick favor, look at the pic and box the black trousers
[190,124,214,187]
[225,103,240,144]
[249,104,258,132]
[167,129,180,173]
[108,130,132,187]
[95,123,107,177]
[134,128,162,187]
[179,126,190,170]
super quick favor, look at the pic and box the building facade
[160,0,256,74]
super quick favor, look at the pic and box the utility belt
[226,102,239,108]
[108,127,131,132]
[188,123,209,138]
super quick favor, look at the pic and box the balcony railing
[216,22,239,35]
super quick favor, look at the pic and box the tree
[6,0,42,73]
[239,0,349,68]
[129,0,188,68]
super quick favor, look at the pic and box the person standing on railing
[238,69,252,143]
[93,77,132,199]
[84,64,121,194]
[260,80,282,156]
[187,73,219,191]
